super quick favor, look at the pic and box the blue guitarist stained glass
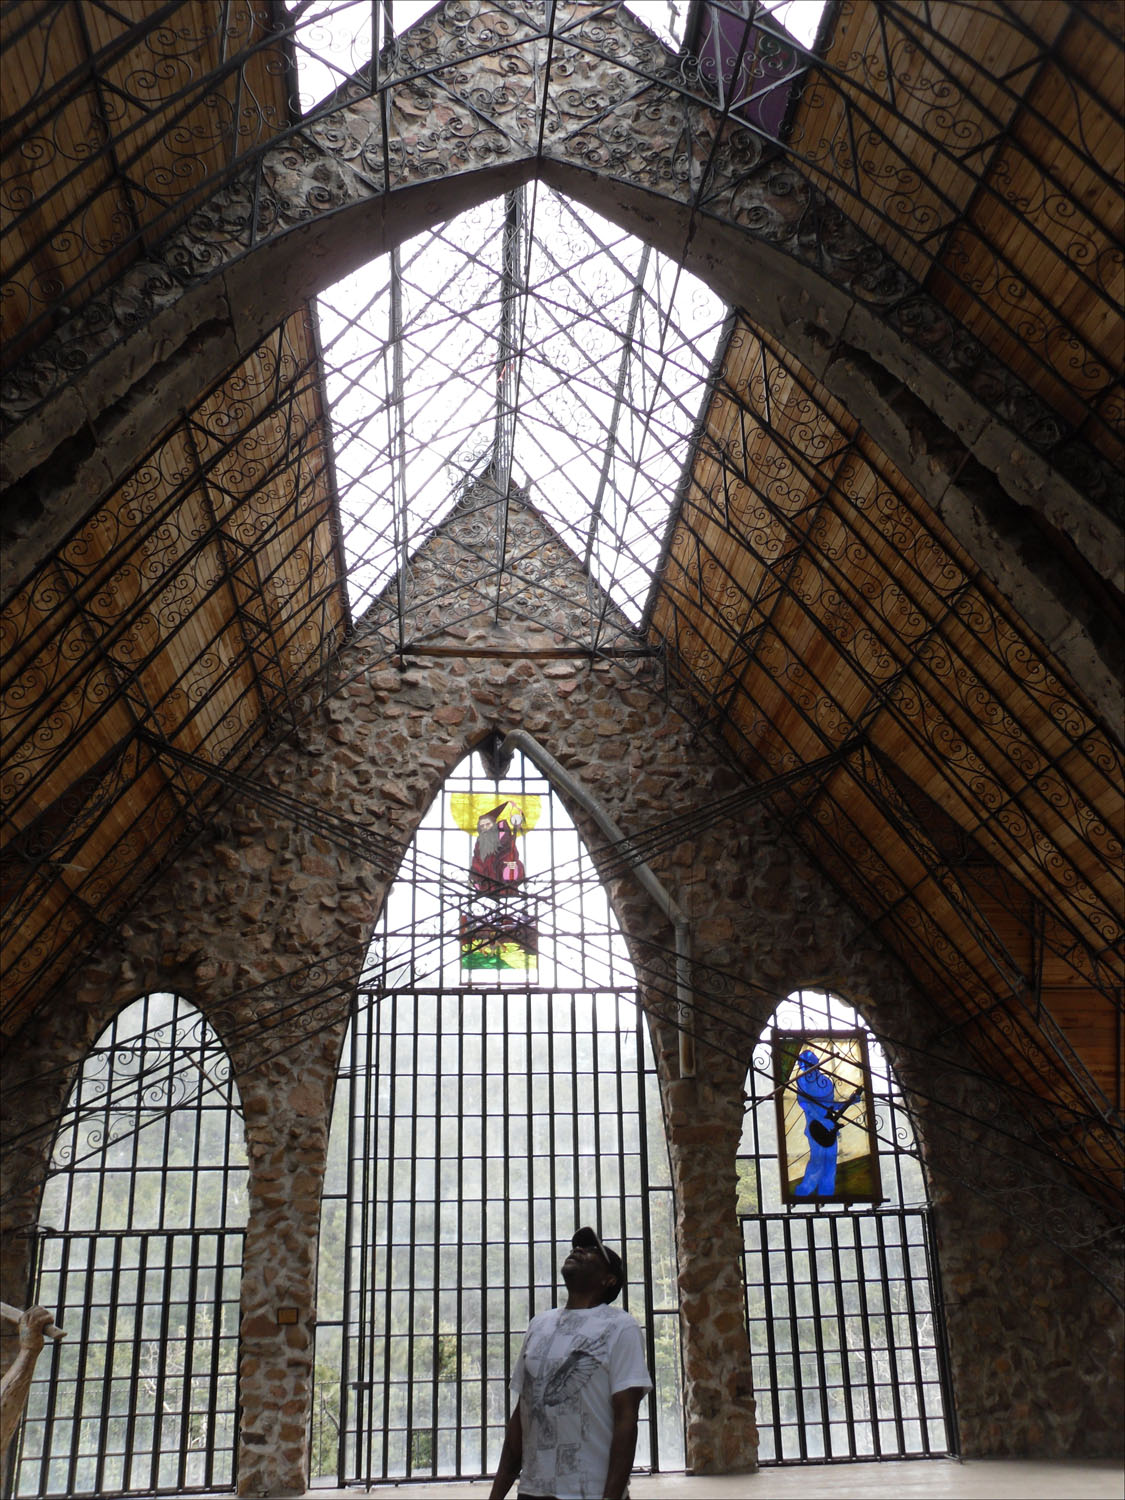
[773,1030,881,1204]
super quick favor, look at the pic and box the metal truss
[647,317,1122,1203]
[0,307,348,1029]
[689,0,1122,470]
[311,176,725,631]
[2,3,1119,507]
[656,360,1119,940]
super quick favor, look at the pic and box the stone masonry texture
[2,493,1121,1494]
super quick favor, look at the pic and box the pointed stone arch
[5,486,1116,1490]
[312,740,694,1482]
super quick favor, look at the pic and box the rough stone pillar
[0,992,96,1388]
[663,1070,757,1473]
[235,1053,336,1497]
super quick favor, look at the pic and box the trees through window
[13,993,247,1497]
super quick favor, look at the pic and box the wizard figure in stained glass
[470,800,526,893]
[450,792,542,974]
[793,1049,839,1196]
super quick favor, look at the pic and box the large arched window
[739,988,955,1466]
[13,992,247,1498]
[313,746,682,1484]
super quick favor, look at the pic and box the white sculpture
[1,1301,65,1459]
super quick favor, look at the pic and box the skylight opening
[284,4,829,124]
[316,183,727,626]
[758,0,828,50]
[288,3,728,626]
[285,1,442,114]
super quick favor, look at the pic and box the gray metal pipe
[499,730,695,1078]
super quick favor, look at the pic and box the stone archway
[2,1,1116,721]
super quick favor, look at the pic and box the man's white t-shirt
[511,1303,652,1499]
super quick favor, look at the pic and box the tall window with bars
[739,988,956,1465]
[13,992,247,1497]
[312,746,684,1484]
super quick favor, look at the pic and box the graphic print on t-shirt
[542,1339,608,1407]
[514,1306,651,1499]
[520,1317,614,1496]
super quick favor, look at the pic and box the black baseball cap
[572,1226,624,1303]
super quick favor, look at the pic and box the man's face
[562,1241,615,1301]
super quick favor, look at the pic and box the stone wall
[2,494,1121,1492]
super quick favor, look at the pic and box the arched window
[739,988,955,1465]
[13,992,247,1498]
[314,746,682,1483]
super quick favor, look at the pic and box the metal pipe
[499,730,695,1078]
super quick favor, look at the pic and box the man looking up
[489,1226,652,1500]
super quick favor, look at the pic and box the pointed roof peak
[357,466,643,654]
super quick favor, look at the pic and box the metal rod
[499,729,696,1078]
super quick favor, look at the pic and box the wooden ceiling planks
[1,766,187,1030]
[791,0,1040,284]
[0,0,1118,1195]
[0,731,178,992]
[0,2,106,346]
[793,0,1124,462]
[799,787,1122,1192]
[650,306,1122,1189]
[1046,987,1123,1110]
[0,0,289,363]
[0,299,345,1034]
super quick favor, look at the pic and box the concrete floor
[297,1457,1124,1500]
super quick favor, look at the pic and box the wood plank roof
[1,302,347,1023]
[651,312,1122,1201]
[794,0,1123,468]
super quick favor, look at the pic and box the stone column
[663,1070,757,1474]
[235,1053,336,1497]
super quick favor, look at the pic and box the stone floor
[292,1457,1124,1499]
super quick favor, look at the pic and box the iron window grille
[312,747,684,1483]
[739,987,957,1465]
[11,992,247,1499]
